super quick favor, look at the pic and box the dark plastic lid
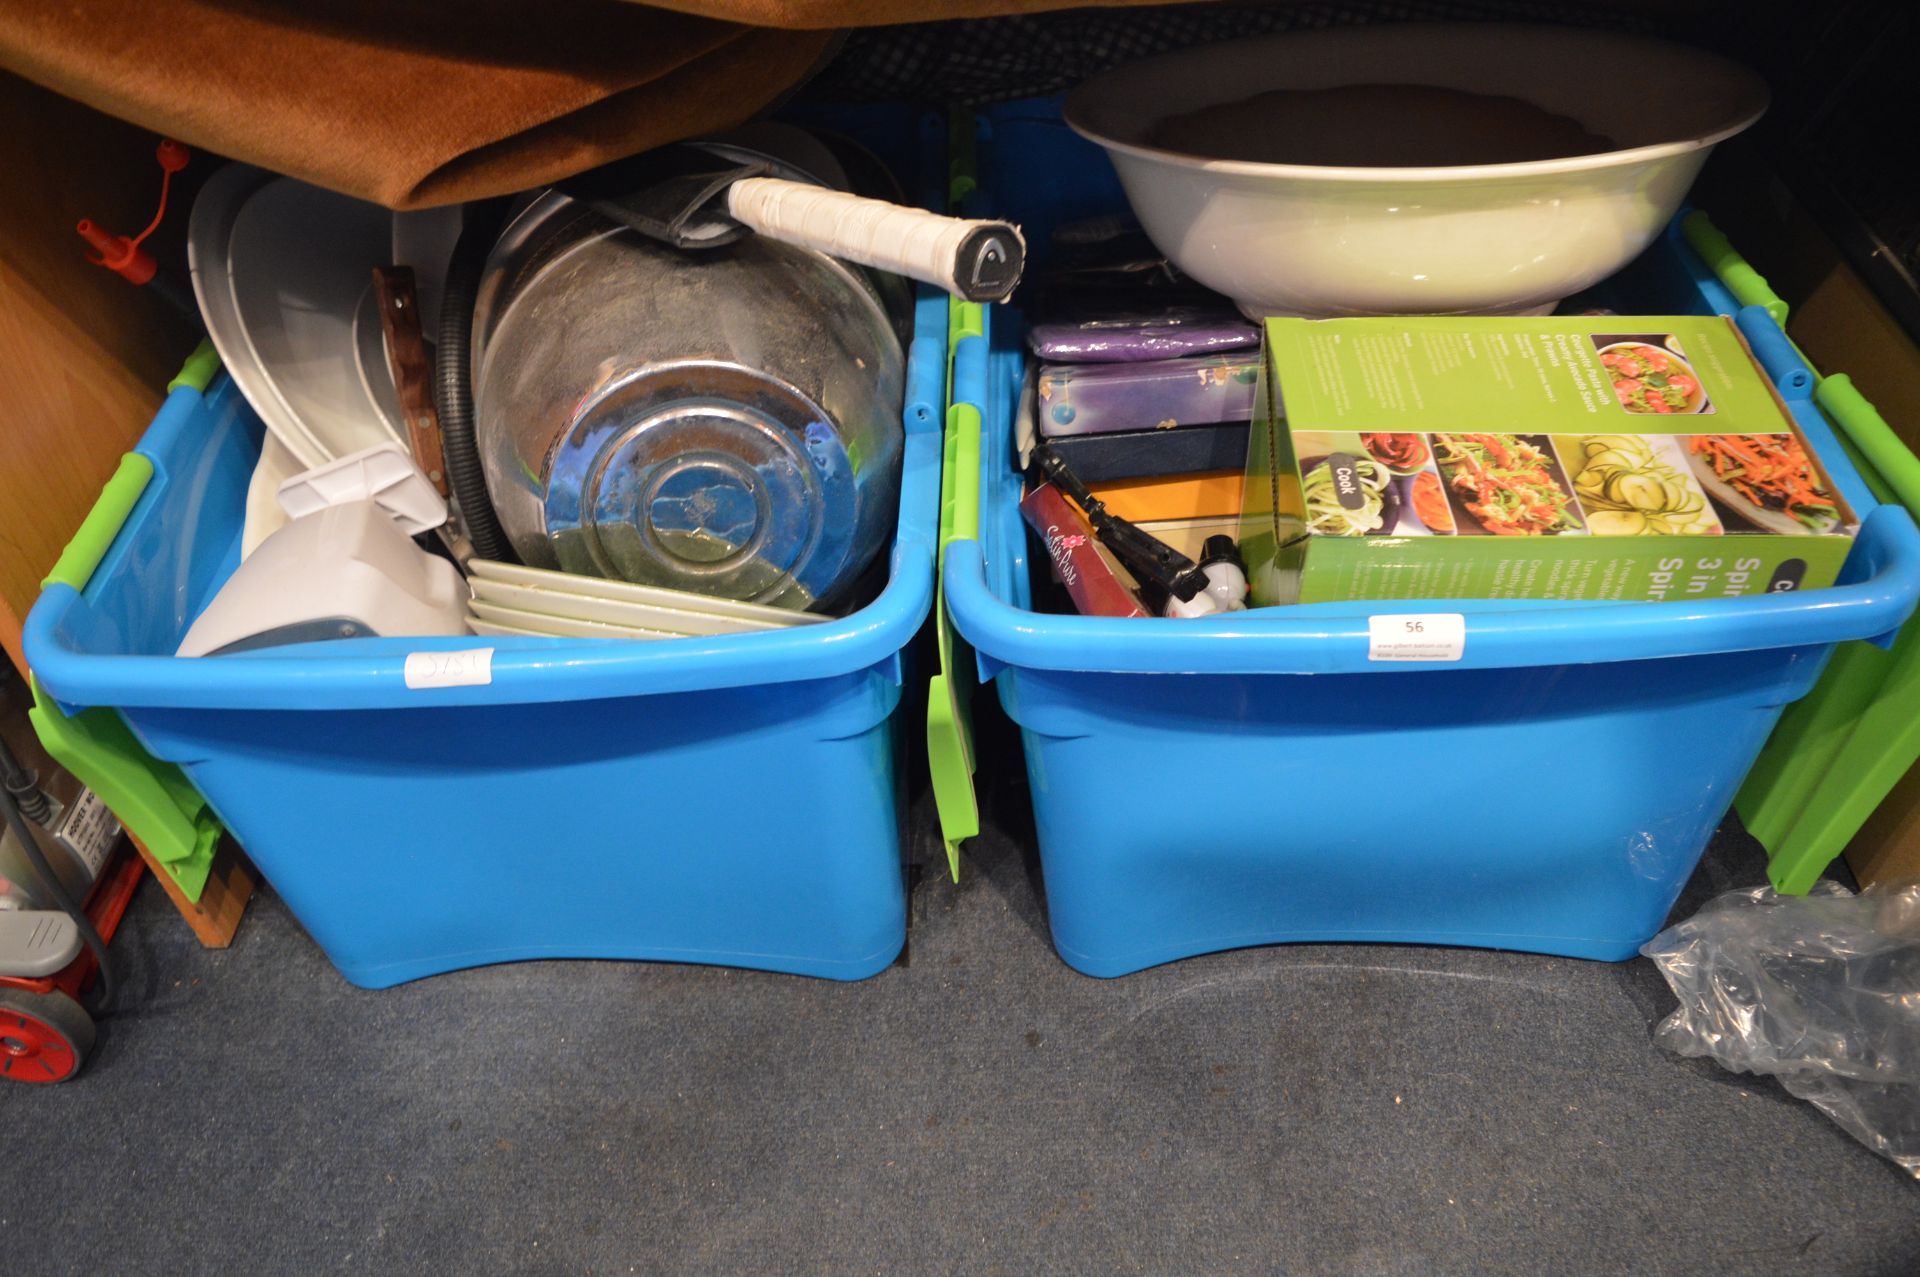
[1199,534,1244,569]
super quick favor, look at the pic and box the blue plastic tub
[26,294,945,990]
[943,102,1920,977]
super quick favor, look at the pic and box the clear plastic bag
[1642,880,1920,1175]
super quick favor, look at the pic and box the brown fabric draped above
[0,1,1198,208]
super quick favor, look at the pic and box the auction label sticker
[1367,613,1465,662]
[404,647,495,688]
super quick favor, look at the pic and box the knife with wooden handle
[372,266,449,497]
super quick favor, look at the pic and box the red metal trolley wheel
[0,988,95,1084]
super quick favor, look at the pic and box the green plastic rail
[927,300,986,880]
[1694,207,1920,891]
[27,340,225,900]
[167,339,223,395]
[41,452,153,597]
[947,112,979,209]
[1682,212,1790,328]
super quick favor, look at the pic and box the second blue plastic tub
[943,102,1920,976]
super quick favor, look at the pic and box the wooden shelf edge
[128,831,255,949]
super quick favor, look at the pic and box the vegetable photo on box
[1568,434,1720,536]
[1688,433,1843,534]
[1243,315,1864,605]
[1433,433,1585,538]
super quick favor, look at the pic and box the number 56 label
[1367,613,1466,662]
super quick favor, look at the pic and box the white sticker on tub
[404,648,495,688]
[1367,614,1465,662]
[54,787,121,878]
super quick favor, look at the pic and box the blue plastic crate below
[26,287,948,989]
[944,102,1920,976]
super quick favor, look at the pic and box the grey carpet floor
[4,738,1917,1276]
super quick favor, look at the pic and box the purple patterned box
[1028,310,1259,363]
[1037,352,1261,437]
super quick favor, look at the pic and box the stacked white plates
[465,560,829,640]
[189,164,412,470]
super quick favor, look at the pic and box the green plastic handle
[167,338,222,395]
[929,402,987,881]
[949,300,985,346]
[42,453,153,593]
[947,111,979,208]
[929,295,987,878]
[26,337,229,901]
[1817,374,1920,513]
[946,403,982,546]
[928,116,992,876]
[1682,211,1789,327]
[45,340,221,592]
[29,677,220,899]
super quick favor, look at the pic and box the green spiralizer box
[1239,315,1859,605]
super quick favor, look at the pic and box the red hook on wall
[75,138,190,287]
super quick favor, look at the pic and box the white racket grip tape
[726,177,1025,301]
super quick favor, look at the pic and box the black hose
[142,267,200,326]
[2,782,114,1015]
[436,201,516,563]
[1,734,53,826]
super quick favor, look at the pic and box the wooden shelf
[1,70,246,945]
